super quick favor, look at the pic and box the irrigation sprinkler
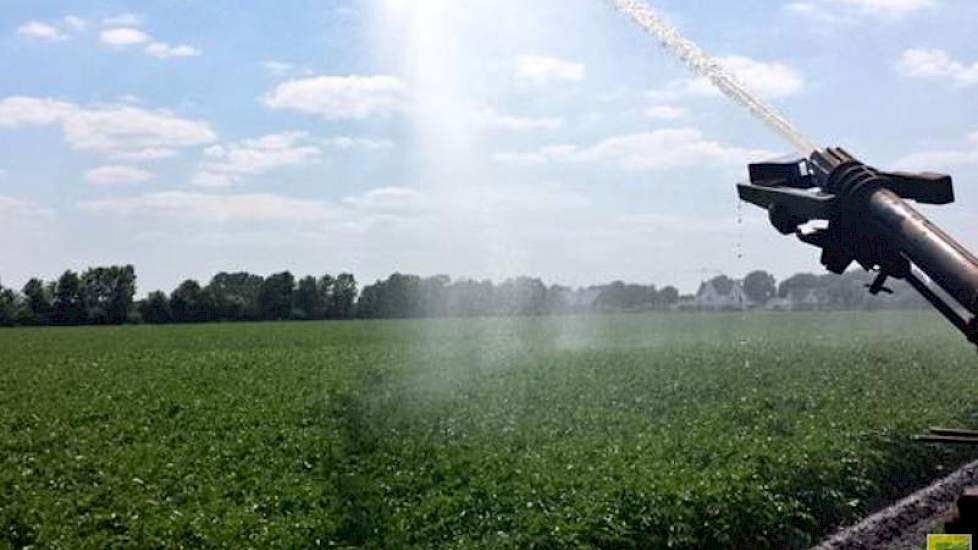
[738,147,978,348]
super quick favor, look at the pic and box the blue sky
[1,0,977,295]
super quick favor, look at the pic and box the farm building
[692,278,754,311]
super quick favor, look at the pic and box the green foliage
[138,291,172,324]
[208,272,264,321]
[292,275,321,320]
[327,273,357,319]
[258,272,295,321]
[743,270,777,304]
[1,312,976,548]
[0,284,16,327]
[80,265,137,325]
[593,281,658,312]
[52,270,85,325]
[21,278,53,325]
[169,279,215,323]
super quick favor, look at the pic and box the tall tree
[52,270,85,325]
[658,285,680,308]
[138,291,172,324]
[317,274,335,318]
[420,275,450,317]
[207,272,264,321]
[20,278,52,325]
[546,284,570,315]
[292,276,322,320]
[496,277,549,316]
[328,273,357,319]
[743,270,777,305]
[0,281,17,327]
[170,280,215,323]
[258,272,295,320]
[81,265,137,324]
[778,273,821,299]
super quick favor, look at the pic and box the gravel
[811,459,978,549]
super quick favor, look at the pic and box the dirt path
[812,459,978,549]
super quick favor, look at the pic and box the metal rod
[904,269,976,342]
[929,427,978,437]
[913,435,978,445]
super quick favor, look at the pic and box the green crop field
[2,312,977,549]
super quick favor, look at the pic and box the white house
[693,279,754,311]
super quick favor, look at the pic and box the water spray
[606,0,819,156]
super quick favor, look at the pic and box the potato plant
[1,312,976,548]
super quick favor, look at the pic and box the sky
[1,0,977,295]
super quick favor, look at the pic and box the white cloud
[103,13,144,27]
[0,97,75,126]
[825,0,933,13]
[193,132,321,188]
[719,56,804,98]
[515,55,586,85]
[783,2,857,26]
[146,42,201,59]
[649,56,804,101]
[785,0,933,23]
[112,148,180,161]
[471,108,563,131]
[0,96,217,160]
[79,185,429,237]
[17,21,68,42]
[645,105,689,120]
[264,61,295,76]
[84,165,154,186]
[893,131,978,170]
[100,27,151,46]
[0,195,54,219]
[342,187,425,212]
[264,75,407,119]
[98,21,202,59]
[897,49,978,86]
[785,2,820,14]
[324,136,396,150]
[63,106,216,158]
[493,128,768,171]
[17,16,86,41]
[63,16,87,31]
[80,191,336,224]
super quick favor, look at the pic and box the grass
[1,312,977,549]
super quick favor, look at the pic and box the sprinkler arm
[737,147,978,347]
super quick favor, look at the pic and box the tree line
[732,269,928,309]
[0,266,929,327]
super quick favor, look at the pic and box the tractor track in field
[812,458,978,549]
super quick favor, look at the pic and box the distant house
[560,287,602,309]
[693,278,754,311]
[785,287,823,311]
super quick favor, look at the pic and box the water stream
[607,0,821,156]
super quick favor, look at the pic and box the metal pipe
[866,188,978,315]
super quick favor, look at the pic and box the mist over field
[3,0,978,548]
